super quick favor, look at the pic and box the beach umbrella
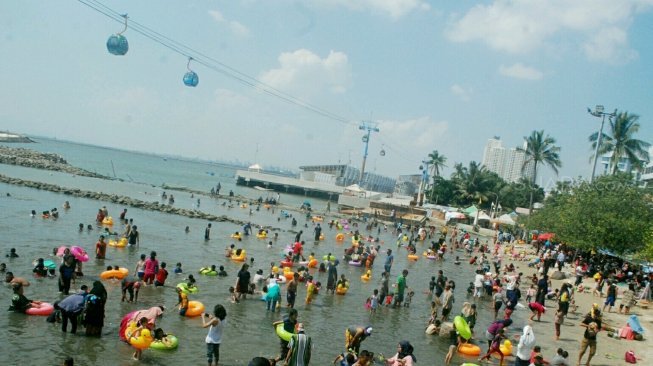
[183,57,199,87]
[106,14,129,56]
[537,233,554,240]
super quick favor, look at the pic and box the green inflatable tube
[199,268,217,276]
[454,315,472,340]
[275,323,294,342]
[176,282,199,294]
[150,335,179,350]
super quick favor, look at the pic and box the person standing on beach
[205,223,212,241]
[578,305,602,366]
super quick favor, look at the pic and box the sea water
[0,138,524,365]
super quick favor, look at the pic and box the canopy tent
[496,214,516,225]
[476,211,491,221]
[538,232,555,240]
[445,211,466,221]
[463,205,478,215]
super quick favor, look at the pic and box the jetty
[235,169,343,200]
[0,132,33,143]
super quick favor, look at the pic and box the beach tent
[463,205,478,215]
[445,211,466,222]
[497,214,516,225]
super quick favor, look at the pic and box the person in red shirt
[154,262,168,287]
[292,241,305,262]
[95,235,107,259]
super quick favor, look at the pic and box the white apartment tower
[482,137,535,183]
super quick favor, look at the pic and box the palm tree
[426,150,447,201]
[589,111,650,175]
[453,161,491,206]
[517,130,562,215]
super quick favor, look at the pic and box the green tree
[518,130,562,215]
[426,150,448,202]
[429,176,456,204]
[529,174,653,256]
[589,111,650,175]
[452,161,492,207]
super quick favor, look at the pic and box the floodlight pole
[359,121,380,185]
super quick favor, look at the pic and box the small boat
[254,186,273,191]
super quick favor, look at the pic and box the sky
[1,0,653,190]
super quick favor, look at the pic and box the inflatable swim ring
[43,259,57,270]
[231,250,247,262]
[71,246,89,262]
[280,260,293,268]
[323,255,336,262]
[199,268,217,276]
[407,254,419,261]
[453,315,472,340]
[129,329,153,350]
[283,270,295,281]
[100,267,129,280]
[25,302,54,316]
[176,282,199,294]
[271,266,280,274]
[422,252,437,260]
[102,217,114,226]
[307,259,318,268]
[361,272,371,282]
[495,340,512,357]
[319,234,325,241]
[185,301,204,317]
[335,233,345,242]
[230,233,242,239]
[275,323,294,342]
[336,284,349,295]
[150,335,179,350]
[311,216,323,222]
[348,260,362,267]
[458,343,481,356]
[256,233,267,239]
[108,238,128,248]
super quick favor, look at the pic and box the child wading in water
[129,317,153,361]
[176,287,189,316]
[202,304,227,366]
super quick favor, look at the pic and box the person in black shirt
[578,304,602,366]
[235,263,251,302]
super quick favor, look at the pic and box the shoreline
[500,243,653,365]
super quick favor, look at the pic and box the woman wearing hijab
[386,340,416,366]
[119,305,165,341]
[514,325,535,366]
[83,281,107,336]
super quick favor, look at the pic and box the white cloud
[259,49,352,95]
[499,63,543,80]
[450,84,471,101]
[208,10,250,37]
[377,116,448,150]
[315,0,430,19]
[445,0,653,63]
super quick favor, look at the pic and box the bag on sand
[625,350,637,364]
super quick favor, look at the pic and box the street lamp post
[417,159,430,206]
[587,105,617,183]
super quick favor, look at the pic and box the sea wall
[0,145,108,178]
[0,174,268,228]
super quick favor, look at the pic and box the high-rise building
[482,137,535,183]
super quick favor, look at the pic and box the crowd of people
[4,195,652,365]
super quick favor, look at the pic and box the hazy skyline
[2,1,652,189]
